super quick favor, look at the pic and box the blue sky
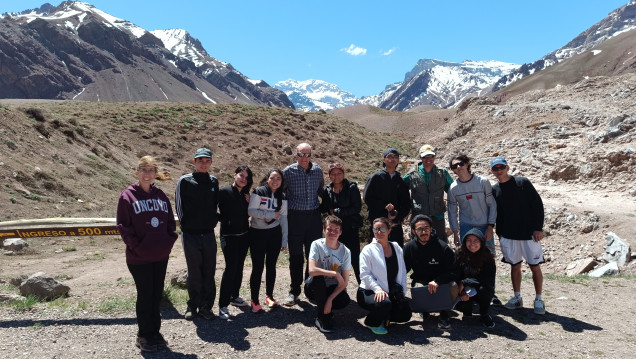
[2,1,630,97]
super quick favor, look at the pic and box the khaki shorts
[499,236,545,266]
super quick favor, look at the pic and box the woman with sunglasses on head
[357,217,412,335]
[447,154,497,254]
[320,162,363,284]
[116,156,178,352]
[247,169,288,313]
[217,165,253,319]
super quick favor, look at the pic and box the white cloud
[382,47,397,56]
[341,44,367,56]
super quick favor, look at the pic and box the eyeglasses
[450,161,466,170]
[329,163,344,170]
[296,152,311,158]
[491,165,506,171]
[414,226,431,234]
[372,226,388,233]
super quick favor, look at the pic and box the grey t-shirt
[308,238,352,286]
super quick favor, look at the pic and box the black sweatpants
[182,232,217,311]
[219,232,250,308]
[339,226,361,284]
[288,209,322,296]
[249,226,282,303]
[127,260,168,339]
[356,287,412,327]
[304,275,351,316]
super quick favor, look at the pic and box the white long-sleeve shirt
[359,239,407,295]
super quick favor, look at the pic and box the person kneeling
[305,215,352,333]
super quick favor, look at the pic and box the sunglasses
[372,226,388,233]
[422,155,435,159]
[329,163,344,170]
[491,165,506,171]
[296,152,311,158]
[450,161,466,170]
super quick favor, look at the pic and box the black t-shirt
[385,250,398,287]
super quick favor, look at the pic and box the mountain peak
[274,79,357,112]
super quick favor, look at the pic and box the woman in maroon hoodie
[116,156,178,352]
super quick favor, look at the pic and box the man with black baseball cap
[175,147,219,320]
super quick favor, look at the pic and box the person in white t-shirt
[305,215,352,333]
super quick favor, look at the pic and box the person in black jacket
[217,165,253,319]
[455,228,496,328]
[490,156,546,315]
[320,163,363,283]
[403,214,457,330]
[363,148,411,247]
[175,148,219,321]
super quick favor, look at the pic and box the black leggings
[357,287,412,327]
[219,232,250,308]
[127,260,168,338]
[249,226,282,303]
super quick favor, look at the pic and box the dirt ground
[1,179,636,358]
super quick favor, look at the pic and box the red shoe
[265,296,279,308]
[251,301,263,313]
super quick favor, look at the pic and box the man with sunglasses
[282,142,324,306]
[447,154,497,253]
[403,144,454,243]
[363,148,411,247]
[490,157,546,315]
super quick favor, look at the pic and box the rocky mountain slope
[490,0,636,93]
[0,1,293,107]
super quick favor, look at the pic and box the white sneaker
[533,299,546,315]
[219,306,230,320]
[282,293,297,307]
[504,296,523,310]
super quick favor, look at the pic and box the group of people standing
[116,141,547,351]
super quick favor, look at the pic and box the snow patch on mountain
[274,79,357,112]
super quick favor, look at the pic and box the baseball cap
[383,148,400,157]
[490,157,508,169]
[194,147,212,159]
[419,144,436,157]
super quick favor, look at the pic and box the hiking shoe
[534,299,546,315]
[230,296,249,307]
[282,293,297,307]
[219,306,230,320]
[504,296,523,310]
[481,314,495,328]
[251,301,263,313]
[491,295,502,306]
[184,307,196,321]
[438,317,451,330]
[265,296,279,308]
[366,323,388,335]
[315,316,334,333]
[135,337,157,352]
[199,308,215,320]
[153,333,168,349]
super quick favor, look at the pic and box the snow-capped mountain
[491,0,636,92]
[0,1,293,106]
[274,79,357,112]
[374,59,519,111]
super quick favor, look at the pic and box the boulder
[3,238,29,251]
[566,258,597,276]
[588,262,619,277]
[169,268,188,288]
[19,272,70,300]
[603,232,631,266]
[10,274,29,287]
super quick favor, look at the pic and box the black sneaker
[184,306,196,321]
[199,308,215,320]
[315,315,334,333]
[491,295,502,306]
[438,317,451,330]
[135,337,157,352]
[481,314,495,328]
